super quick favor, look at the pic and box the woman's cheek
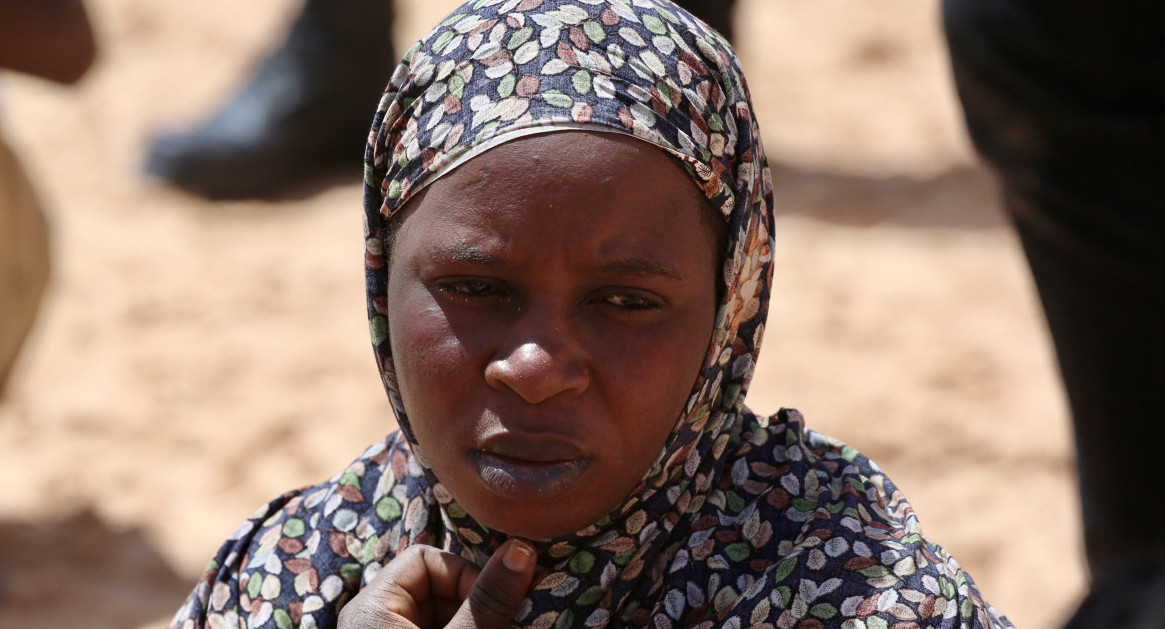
[597,319,703,379]
[400,308,473,382]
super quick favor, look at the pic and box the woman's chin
[462,494,615,541]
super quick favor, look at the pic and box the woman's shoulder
[168,430,416,629]
[738,407,914,525]
[719,408,1012,627]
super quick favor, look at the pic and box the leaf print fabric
[170,1,1012,628]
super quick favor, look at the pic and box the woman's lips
[471,435,592,500]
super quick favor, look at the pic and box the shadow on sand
[0,510,192,629]
[771,162,1007,230]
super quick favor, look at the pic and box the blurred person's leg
[0,0,95,397]
[144,0,394,200]
[0,130,51,396]
[673,0,738,42]
[0,0,96,84]
[1060,554,1165,629]
[943,0,1165,587]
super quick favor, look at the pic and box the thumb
[449,539,537,629]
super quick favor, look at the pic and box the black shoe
[144,0,394,200]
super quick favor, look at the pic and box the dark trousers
[673,0,737,42]
[943,0,1165,581]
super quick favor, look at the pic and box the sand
[0,0,1086,627]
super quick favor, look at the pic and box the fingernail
[503,540,534,572]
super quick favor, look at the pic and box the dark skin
[0,0,96,84]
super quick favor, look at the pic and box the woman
[170,1,1010,627]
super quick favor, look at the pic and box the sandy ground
[0,1,1086,627]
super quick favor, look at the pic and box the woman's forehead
[400,131,693,214]
[389,131,727,270]
[400,130,699,206]
[392,132,716,264]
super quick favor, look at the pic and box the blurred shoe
[144,0,393,200]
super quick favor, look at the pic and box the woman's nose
[484,330,590,404]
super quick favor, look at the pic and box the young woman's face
[386,132,720,540]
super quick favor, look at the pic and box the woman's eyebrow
[424,243,497,265]
[423,245,681,280]
[601,258,683,281]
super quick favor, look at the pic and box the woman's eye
[604,292,660,311]
[436,279,498,300]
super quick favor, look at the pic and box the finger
[387,546,483,624]
[448,539,537,629]
[339,545,480,629]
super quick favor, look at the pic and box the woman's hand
[338,539,537,629]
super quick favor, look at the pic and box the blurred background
[0,0,1085,627]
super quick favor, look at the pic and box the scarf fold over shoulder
[169,1,1011,628]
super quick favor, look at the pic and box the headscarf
[358,1,1008,627]
[169,2,1011,627]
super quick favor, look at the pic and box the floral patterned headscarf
[362,0,774,624]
